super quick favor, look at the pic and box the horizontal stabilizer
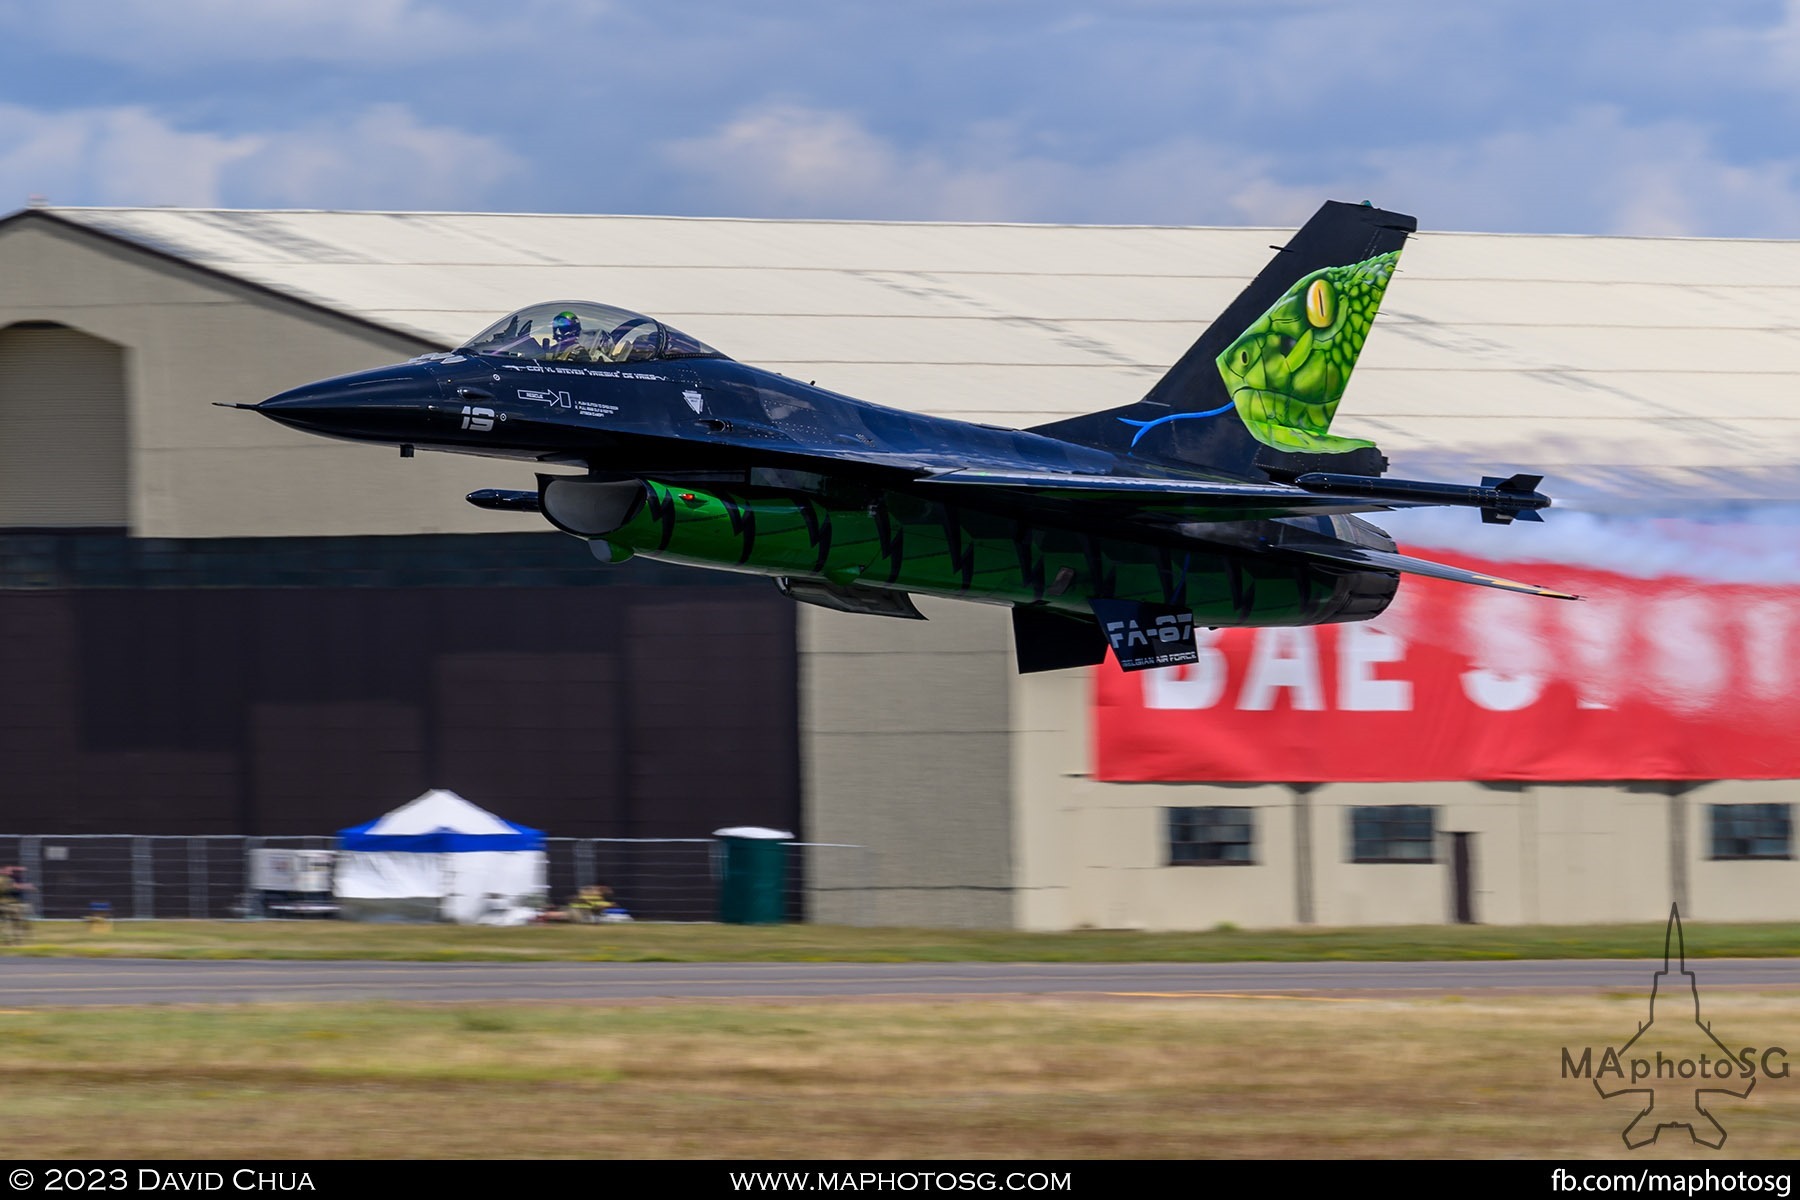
[776,577,925,620]
[1281,541,1581,600]
[1089,598,1202,671]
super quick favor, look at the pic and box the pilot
[547,310,584,360]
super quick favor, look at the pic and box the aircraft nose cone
[255,364,443,441]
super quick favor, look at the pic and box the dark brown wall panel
[0,581,798,839]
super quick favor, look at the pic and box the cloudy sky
[2,0,1799,236]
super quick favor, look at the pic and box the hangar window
[1167,807,1255,866]
[1350,805,1436,863]
[1709,804,1792,860]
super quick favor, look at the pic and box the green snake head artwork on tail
[1215,250,1398,455]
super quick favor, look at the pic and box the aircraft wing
[917,468,1412,519]
[918,468,1552,524]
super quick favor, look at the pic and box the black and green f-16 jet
[241,201,1576,674]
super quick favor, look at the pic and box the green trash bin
[715,826,793,924]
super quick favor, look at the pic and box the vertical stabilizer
[1030,200,1415,481]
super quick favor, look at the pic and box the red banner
[1093,550,1800,782]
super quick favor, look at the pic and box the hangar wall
[3,208,1794,932]
[1006,658,1796,928]
[0,218,544,538]
[0,572,799,841]
[0,219,803,874]
[802,599,1014,929]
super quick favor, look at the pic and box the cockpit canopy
[456,301,725,365]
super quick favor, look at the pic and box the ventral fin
[1088,599,1199,672]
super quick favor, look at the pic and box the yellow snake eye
[1306,279,1335,329]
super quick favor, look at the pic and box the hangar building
[0,204,1793,929]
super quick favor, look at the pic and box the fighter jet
[239,201,1576,674]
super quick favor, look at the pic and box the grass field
[3,918,1799,962]
[2,994,1794,1159]
[9,921,1796,1158]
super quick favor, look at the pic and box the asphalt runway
[0,956,1796,1007]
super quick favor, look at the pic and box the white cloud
[9,0,567,66]
[5,7,1799,235]
[1688,0,1800,96]
[0,104,259,207]
[231,104,522,210]
[662,104,1028,221]
[663,101,1800,238]
[1353,107,1800,237]
[0,103,522,211]
[661,102,1292,225]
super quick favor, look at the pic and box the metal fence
[0,834,875,924]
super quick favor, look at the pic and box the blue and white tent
[333,789,546,924]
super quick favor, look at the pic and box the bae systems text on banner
[1092,550,1799,782]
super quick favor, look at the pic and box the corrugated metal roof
[40,206,1800,508]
